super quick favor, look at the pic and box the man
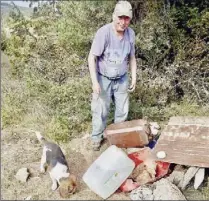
[88,1,137,151]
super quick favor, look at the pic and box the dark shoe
[92,141,101,151]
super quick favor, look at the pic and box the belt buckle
[110,76,120,80]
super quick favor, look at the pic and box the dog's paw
[51,183,58,191]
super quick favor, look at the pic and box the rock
[194,168,205,190]
[130,178,187,200]
[150,122,160,130]
[168,165,187,186]
[156,151,166,159]
[153,178,186,200]
[135,168,153,184]
[129,160,156,185]
[179,166,199,190]
[15,168,30,182]
[24,195,32,200]
[130,185,154,200]
[150,122,160,135]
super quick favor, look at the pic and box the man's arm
[88,53,101,94]
[129,55,137,92]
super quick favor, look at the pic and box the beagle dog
[36,132,77,198]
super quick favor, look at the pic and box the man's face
[113,15,131,32]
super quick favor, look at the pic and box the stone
[15,168,30,183]
[168,165,186,186]
[130,178,187,200]
[194,168,205,190]
[129,159,156,185]
[179,166,199,190]
[150,122,160,135]
[153,178,186,200]
[130,185,154,200]
[24,195,32,200]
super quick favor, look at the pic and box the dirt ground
[1,126,209,200]
[1,127,131,200]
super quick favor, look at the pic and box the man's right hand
[92,82,101,94]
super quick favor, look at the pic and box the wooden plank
[152,118,209,167]
[168,116,209,126]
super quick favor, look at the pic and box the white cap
[114,1,133,19]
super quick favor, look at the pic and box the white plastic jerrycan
[82,145,135,199]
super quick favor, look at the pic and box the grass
[2,81,208,143]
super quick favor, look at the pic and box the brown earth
[1,128,131,200]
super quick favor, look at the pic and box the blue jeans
[91,73,129,142]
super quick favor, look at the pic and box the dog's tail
[36,131,47,144]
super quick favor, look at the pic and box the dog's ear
[59,175,77,198]
[69,174,77,194]
[69,174,77,184]
[59,185,69,198]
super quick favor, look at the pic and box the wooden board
[168,116,209,126]
[152,117,209,167]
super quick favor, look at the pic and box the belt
[98,72,126,80]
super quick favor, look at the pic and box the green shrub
[2,0,209,143]
[56,1,116,56]
[45,115,71,143]
[1,81,29,127]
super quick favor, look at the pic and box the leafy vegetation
[2,0,209,142]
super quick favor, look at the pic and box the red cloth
[119,148,170,192]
